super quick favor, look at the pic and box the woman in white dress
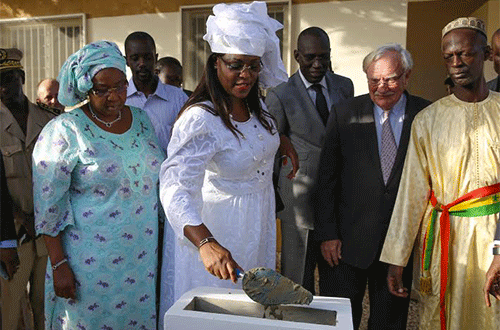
[158,1,298,320]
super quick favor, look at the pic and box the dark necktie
[381,111,397,184]
[311,84,329,125]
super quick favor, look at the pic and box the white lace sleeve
[160,108,220,239]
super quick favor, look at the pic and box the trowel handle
[236,269,244,279]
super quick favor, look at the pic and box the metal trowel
[236,267,313,306]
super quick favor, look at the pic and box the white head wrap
[203,1,288,88]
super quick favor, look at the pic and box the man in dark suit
[266,27,354,292]
[313,43,431,329]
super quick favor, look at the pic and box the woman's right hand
[53,263,77,300]
[199,241,242,283]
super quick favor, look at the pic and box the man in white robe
[380,17,500,330]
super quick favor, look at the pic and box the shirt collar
[127,78,138,97]
[298,69,327,91]
[127,78,169,101]
[374,92,407,119]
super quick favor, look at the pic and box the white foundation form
[164,286,353,329]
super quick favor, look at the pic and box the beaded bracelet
[52,258,68,271]
[198,236,216,249]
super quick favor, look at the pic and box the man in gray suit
[265,27,354,291]
[487,28,500,92]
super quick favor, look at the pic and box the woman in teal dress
[33,41,164,330]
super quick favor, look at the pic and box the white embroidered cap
[442,17,486,39]
[203,1,288,88]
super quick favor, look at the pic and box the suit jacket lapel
[358,98,385,185]
[325,72,341,106]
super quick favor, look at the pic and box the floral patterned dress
[33,106,164,330]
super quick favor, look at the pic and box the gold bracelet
[198,236,216,249]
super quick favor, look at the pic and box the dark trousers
[318,257,413,330]
[302,230,320,293]
[280,223,319,294]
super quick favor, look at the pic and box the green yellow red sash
[420,183,500,330]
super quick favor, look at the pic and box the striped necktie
[381,110,397,184]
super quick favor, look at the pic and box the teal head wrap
[57,40,126,107]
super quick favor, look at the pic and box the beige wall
[85,0,407,95]
[5,0,498,99]
[0,0,243,19]
[88,12,182,79]
[0,0,343,19]
[475,0,499,83]
[406,0,496,102]
[290,0,407,95]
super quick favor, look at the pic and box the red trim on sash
[429,183,500,330]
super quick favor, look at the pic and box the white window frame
[0,13,86,103]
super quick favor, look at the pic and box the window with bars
[181,1,290,91]
[0,14,85,103]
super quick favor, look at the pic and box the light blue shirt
[126,80,188,154]
[374,93,407,160]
